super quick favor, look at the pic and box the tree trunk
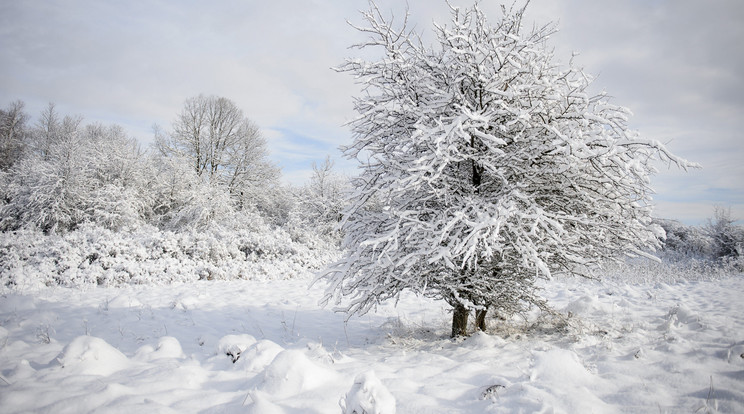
[475,306,488,332]
[451,304,469,338]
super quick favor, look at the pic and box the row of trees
[0,97,347,237]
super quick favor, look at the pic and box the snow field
[1,275,743,413]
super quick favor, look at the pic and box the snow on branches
[319,2,696,337]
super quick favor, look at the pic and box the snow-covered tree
[705,206,743,263]
[29,103,62,161]
[1,112,86,232]
[1,107,155,232]
[155,94,280,208]
[83,123,154,230]
[294,156,349,237]
[655,218,711,261]
[0,100,29,171]
[150,154,235,230]
[319,2,696,337]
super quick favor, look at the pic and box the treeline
[655,206,743,268]
[0,97,348,287]
[600,210,744,284]
[0,97,347,235]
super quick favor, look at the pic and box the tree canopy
[155,94,280,206]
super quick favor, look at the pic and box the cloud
[523,0,744,224]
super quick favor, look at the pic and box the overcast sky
[1,0,742,224]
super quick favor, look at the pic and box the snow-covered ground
[1,273,743,413]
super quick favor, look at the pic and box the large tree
[155,94,279,206]
[319,2,696,337]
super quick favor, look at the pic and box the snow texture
[1,270,743,413]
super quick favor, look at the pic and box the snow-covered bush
[289,156,350,245]
[600,256,738,285]
[249,183,296,228]
[655,218,712,261]
[0,215,340,288]
[149,155,236,231]
[655,210,743,270]
[0,118,155,232]
[705,206,743,266]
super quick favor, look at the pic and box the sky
[1,0,742,225]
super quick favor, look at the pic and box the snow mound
[107,294,143,308]
[55,335,129,376]
[726,343,744,365]
[237,339,285,372]
[171,293,200,310]
[462,331,504,349]
[152,336,185,359]
[215,334,257,362]
[673,305,704,329]
[245,391,286,414]
[305,341,340,364]
[563,294,614,316]
[529,349,612,412]
[259,349,337,398]
[530,349,592,385]
[4,358,36,382]
[134,336,185,361]
[340,370,396,414]
[659,305,704,332]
